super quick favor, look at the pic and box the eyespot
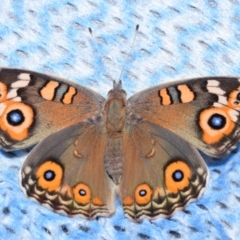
[135,183,152,205]
[172,170,184,182]
[36,161,63,191]
[207,113,226,130]
[7,109,25,126]
[44,170,55,181]
[0,101,34,141]
[165,161,191,194]
[73,183,91,205]
[199,107,234,144]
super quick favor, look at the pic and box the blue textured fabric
[0,1,239,239]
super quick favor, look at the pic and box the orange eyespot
[36,161,63,191]
[165,160,191,194]
[199,107,234,144]
[0,101,34,141]
[135,183,153,205]
[73,183,91,205]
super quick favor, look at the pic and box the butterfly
[0,68,238,222]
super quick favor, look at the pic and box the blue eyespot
[172,170,183,182]
[139,190,147,197]
[79,189,87,196]
[208,113,226,130]
[44,170,55,181]
[7,109,24,126]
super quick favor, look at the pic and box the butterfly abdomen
[104,134,124,184]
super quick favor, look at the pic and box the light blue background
[0,1,239,239]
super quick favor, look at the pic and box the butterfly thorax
[103,81,127,184]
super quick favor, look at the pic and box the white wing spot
[207,86,225,95]
[7,89,18,99]
[207,80,220,86]
[11,80,30,88]
[228,109,239,122]
[18,73,31,81]
[27,178,35,186]
[11,73,31,88]
[207,80,226,95]
[196,167,204,175]
[23,166,32,174]
[218,96,228,105]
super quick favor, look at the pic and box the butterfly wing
[119,120,208,222]
[128,77,240,157]
[0,68,104,150]
[20,117,116,219]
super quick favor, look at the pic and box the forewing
[0,68,104,150]
[129,77,240,157]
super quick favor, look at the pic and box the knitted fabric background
[0,0,239,239]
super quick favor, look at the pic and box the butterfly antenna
[88,27,105,58]
[88,27,112,82]
[118,24,139,82]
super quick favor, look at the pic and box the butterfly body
[0,68,238,221]
[103,81,126,184]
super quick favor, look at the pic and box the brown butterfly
[0,68,237,221]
